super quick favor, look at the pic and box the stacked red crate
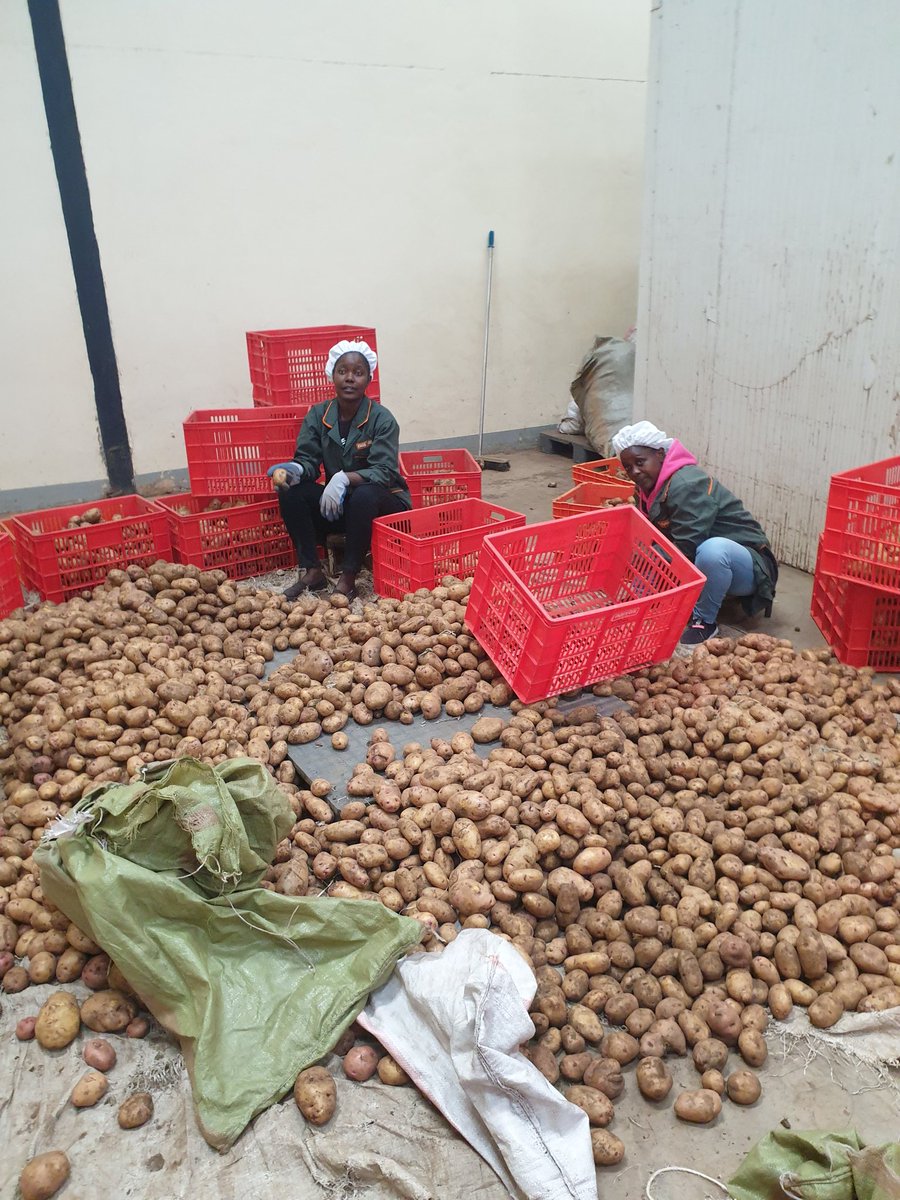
[247,324,379,408]
[812,455,900,670]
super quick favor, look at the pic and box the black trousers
[277,480,408,572]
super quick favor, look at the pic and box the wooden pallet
[538,430,596,463]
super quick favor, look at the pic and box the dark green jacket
[646,466,777,616]
[292,397,411,508]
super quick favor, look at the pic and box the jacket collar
[322,397,373,431]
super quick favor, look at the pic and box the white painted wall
[53,0,649,478]
[635,0,900,572]
[0,1,105,499]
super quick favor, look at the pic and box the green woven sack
[36,757,421,1149]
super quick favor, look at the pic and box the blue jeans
[693,538,756,624]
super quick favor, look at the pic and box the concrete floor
[479,447,825,651]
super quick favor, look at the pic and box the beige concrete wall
[635,0,900,571]
[2,1,648,494]
[1,1,105,501]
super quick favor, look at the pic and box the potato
[582,1058,624,1100]
[566,1084,614,1127]
[118,1091,154,1129]
[81,954,110,990]
[568,1003,604,1044]
[737,1028,767,1068]
[471,718,504,743]
[19,1150,70,1200]
[294,1066,337,1124]
[768,983,793,1021]
[726,1069,761,1105]
[16,1015,38,1040]
[602,1031,639,1064]
[71,1069,109,1107]
[692,1038,728,1073]
[83,1038,117,1071]
[808,992,844,1029]
[343,1045,380,1082]
[590,1129,625,1166]
[705,1000,741,1045]
[636,1056,673,1101]
[80,989,137,1032]
[377,1055,409,1086]
[35,990,80,1049]
[528,1042,560,1083]
[700,1069,725,1095]
[126,1016,150,1038]
[560,1052,593,1082]
[674,1088,722,1124]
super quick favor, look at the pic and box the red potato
[343,1045,380,1081]
[83,1038,117,1071]
[16,1016,37,1040]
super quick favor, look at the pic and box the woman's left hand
[320,471,350,520]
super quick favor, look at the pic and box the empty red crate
[0,531,24,616]
[466,507,705,702]
[571,456,633,493]
[552,481,635,519]
[819,455,900,591]
[247,325,380,406]
[372,499,526,600]
[156,493,294,580]
[184,407,302,497]
[399,449,482,507]
[11,496,172,603]
[811,538,900,671]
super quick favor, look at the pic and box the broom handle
[478,230,495,460]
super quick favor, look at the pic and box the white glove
[320,471,349,520]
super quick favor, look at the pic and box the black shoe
[679,618,719,646]
[283,569,328,600]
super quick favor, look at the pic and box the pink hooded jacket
[637,440,698,514]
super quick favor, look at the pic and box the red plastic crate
[552,481,635,519]
[372,499,526,600]
[11,496,172,603]
[156,493,294,580]
[399,449,482,507]
[184,407,302,497]
[571,456,633,493]
[0,531,24,617]
[811,538,900,671]
[0,519,24,584]
[819,455,900,591]
[466,507,705,702]
[247,325,380,406]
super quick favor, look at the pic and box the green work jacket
[292,397,411,508]
[646,466,778,616]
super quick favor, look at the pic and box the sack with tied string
[35,756,421,1150]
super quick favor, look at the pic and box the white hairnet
[325,339,378,381]
[611,421,674,456]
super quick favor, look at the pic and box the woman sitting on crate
[611,420,778,647]
[268,340,411,601]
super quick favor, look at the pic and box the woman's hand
[267,462,305,489]
[320,471,350,520]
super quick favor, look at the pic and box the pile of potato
[273,639,899,1158]
[63,507,105,530]
[2,563,900,1169]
